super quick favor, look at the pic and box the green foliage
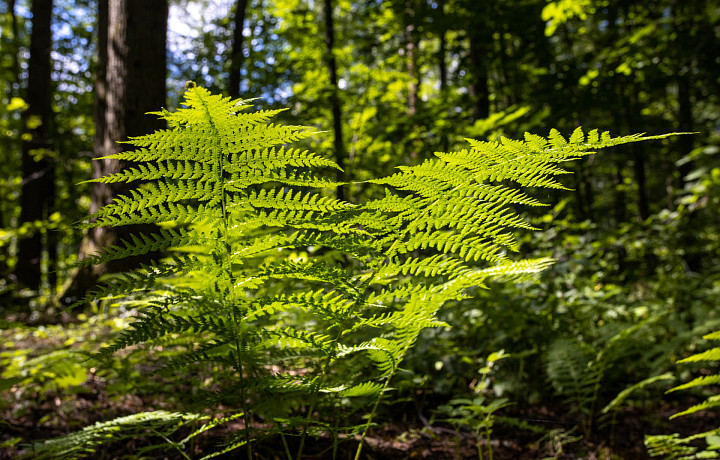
[646,330,720,459]
[31,85,677,458]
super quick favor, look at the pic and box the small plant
[433,350,511,460]
[31,84,677,459]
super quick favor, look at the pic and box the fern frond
[96,308,233,358]
[471,257,555,282]
[678,347,720,363]
[235,188,353,212]
[75,229,202,267]
[32,411,205,459]
[226,147,341,172]
[670,395,720,419]
[85,180,221,221]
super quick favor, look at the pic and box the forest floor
[2,313,718,459]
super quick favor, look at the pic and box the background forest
[1,0,720,458]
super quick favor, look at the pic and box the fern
[33,84,678,459]
[545,313,668,438]
[30,411,208,460]
[646,330,720,459]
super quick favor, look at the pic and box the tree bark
[60,0,168,304]
[467,4,490,121]
[16,0,53,290]
[228,0,248,99]
[323,0,345,201]
[624,85,649,222]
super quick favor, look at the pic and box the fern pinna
[39,84,677,459]
[645,330,720,459]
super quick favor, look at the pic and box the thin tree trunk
[468,13,490,121]
[624,86,649,222]
[405,22,418,116]
[323,0,345,201]
[8,0,20,94]
[435,0,449,151]
[228,0,248,99]
[403,1,420,160]
[676,73,694,188]
[16,0,53,290]
[438,28,447,92]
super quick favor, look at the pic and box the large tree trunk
[60,0,168,304]
[323,0,345,201]
[228,0,248,99]
[16,0,53,290]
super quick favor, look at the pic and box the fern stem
[477,431,484,460]
[196,88,253,459]
[295,355,331,459]
[353,373,393,460]
[295,277,374,459]
[280,432,292,460]
[486,426,493,460]
[149,428,192,460]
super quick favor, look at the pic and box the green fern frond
[670,395,720,419]
[226,147,341,172]
[669,375,720,393]
[242,290,351,322]
[31,411,206,459]
[75,229,202,267]
[470,257,555,282]
[85,180,221,221]
[677,347,720,363]
[340,381,385,398]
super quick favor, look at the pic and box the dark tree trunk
[435,0,449,151]
[403,1,420,160]
[16,0,53,290]
[438,28,447,92]
[676,73,694,187]
[323,0,345,201]
[60,0,167,304]
[405,22,418,116]
[1,0,21,280]
[625,86,649,222]
[467,11,490,121]
[8,0,20,93]
[228,0,248,99]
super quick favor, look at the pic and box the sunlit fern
[33,84,678,459]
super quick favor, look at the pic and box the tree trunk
[16,0,53,291]
[467,6,490,122]
[228,0,248,99]
[1,0,21,280]
[60,0,167,304]
[403,1,420,160]
[438,27,447,92]
[323,0,345,201]
[624,86,649,222]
